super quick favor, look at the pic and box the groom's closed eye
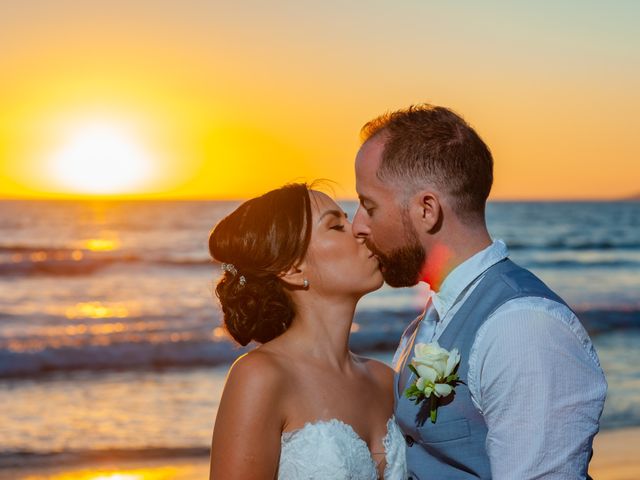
[360,203,375,216]
[358,196,376,216]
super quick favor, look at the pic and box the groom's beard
[373,220,425,288]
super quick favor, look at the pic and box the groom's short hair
[360,104,493,222]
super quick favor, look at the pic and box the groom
[352,104,607,479]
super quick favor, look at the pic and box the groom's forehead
[356,137,385,170]
[355,141,385,188]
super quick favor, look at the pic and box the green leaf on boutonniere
[404,384,421,399]
[408,364,419,377]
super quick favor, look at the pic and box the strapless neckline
[283,416,392,454]
[279,415,406,479]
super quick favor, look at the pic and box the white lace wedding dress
[278,416,407,479]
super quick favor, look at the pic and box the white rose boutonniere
[403,341,463,423]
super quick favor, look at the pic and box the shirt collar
[431,239,509,319]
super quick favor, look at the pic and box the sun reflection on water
[20,465,196,480]
[87,474,142,480]
[65,302,130,319]
[30,251,48,262]
[84,238,121,252]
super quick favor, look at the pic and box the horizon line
[0,194,637,203]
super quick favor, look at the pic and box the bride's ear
[278,264,307,289]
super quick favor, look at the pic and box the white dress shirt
[394,239,608,479]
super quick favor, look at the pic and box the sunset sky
[1,0,638,200]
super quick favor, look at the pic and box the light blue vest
[394,258,592,479]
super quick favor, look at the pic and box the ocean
[0,200,638,469]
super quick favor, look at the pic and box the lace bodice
[278,416,407,479]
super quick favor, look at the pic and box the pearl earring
[303,279,309,288]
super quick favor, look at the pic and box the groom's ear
[409,190,442,234]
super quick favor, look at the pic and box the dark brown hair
[361,104,493,221]
[208,183,312,346]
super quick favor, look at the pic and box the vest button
[404,434,415,446]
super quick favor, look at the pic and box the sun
[49,121,153,195]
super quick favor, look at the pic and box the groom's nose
[352,206,371,238]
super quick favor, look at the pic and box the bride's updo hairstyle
[208,183,313,346]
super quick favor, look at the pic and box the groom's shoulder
[489,259,570,307]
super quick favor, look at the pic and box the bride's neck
[280,296,357,370]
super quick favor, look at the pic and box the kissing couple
[208,104,607,479]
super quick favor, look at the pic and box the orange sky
[1,1,638,200]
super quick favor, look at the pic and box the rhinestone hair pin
[221,262,246,286]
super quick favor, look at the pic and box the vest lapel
[396,324,420,397]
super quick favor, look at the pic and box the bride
[208,183,407,479]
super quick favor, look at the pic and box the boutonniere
[403,341,462,423]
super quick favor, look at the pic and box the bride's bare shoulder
[223,348,290,399]
[212,348,290,478]
[227,347,286,381]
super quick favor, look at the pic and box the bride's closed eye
[330,224,345,231]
